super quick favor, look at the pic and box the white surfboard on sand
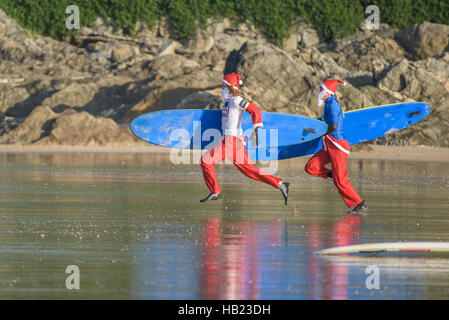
[314,242,449,256]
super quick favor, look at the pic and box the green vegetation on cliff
[0,0,448,45]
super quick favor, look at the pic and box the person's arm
[325,123,338,136]
[243,102,263,146]
[324,100,339,136]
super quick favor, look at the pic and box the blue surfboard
[254,102,431,161]
[130,109,328,150]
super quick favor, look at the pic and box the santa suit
[200,95,282,194]
[305,95,362,208]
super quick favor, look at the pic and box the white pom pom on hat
[222,73,243,89]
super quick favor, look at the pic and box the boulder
[1,77,67,116]
[284,20,320,52]
[300,28,320,49]
[179,29,214,56]
[214,34,249,53]
[378,59,447,103]
[39,82,100,112]
[300,48,348,77]
[111,45,140,62]
[85,17,115,36]
[396,22,449,60]
[146,54,200,80]
[0,9,27,42]
[123,69,222,122]
[0,84,30,114]
[327,32,405,73]
[157,40,179,56]
[209,18,265,53]
[38,111,139,145]
[86,41,115,61]
[196,49,228,72]
[0,105,57,144]
[157,16,174,39]
[414,57,449,91]
[175,90,221,109]
[235,41,317,114]
[359,85,399,106]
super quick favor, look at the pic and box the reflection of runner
[307,215,362,299]
[200,218,260,299]
[200,218,221,299]
[305,79,367,214]
[327,215,362,299]
[200,72,290,205]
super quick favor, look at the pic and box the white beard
[317,97,324,108]
[222,87,231,100]
[317,91,327,108]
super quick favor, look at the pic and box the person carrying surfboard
[305,79,367,214]
[200,72,290,205]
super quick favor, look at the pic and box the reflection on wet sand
[0,152,448,299]
[201,218,264,299]
[307,215,362,299]
[199,215,365,299]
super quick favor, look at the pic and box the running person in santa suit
[200,72,290,204]
[305,79,367,214]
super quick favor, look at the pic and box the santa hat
[320,79,346,95]
[222,72,243,90]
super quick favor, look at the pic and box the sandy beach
[0,144,448,162]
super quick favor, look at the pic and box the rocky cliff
[0,10,448,148]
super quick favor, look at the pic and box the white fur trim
[320,83,334,95]
[222,79,238,90]
[252,123,263,130]
[325,135,350,154]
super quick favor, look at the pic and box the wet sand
[0,144,448,162]
[0,151,448,299]
[350,145,449,162]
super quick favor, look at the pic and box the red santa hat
[320,79,346,95]
[222,72,243,90]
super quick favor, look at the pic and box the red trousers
[200,135,282,194]
[305,136,362,208]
